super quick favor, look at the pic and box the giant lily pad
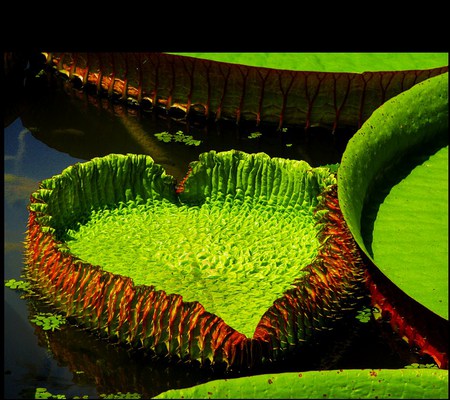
[338,73,448,367]
[174,52,448,73]
[154,368,448,399]
[25,150,367,369]
[42,52,448,130]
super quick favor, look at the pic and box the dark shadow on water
[24,295,416,399]
[18,77,354,182]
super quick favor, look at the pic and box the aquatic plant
[33,388,140,399]
[153,368,448,399]
[354,307,373,324]
[248,131,262,139]
[99,393,141,399]
[405,363,439,369]
[154,130,202,146]
[338,72,448,368]
[5,278,34,294]
[35,387,66,399]
[41,52,447,131]
[30,312,66,331]
[19,54,448,397]
[24,150,367,370]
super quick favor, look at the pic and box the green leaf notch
[153,368,449,399]
[338,73,448,368]
[42,52,447,131]
[25,151,367,370]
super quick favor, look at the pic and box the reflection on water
[19,77,354,179]
[4,117,88,399]
[23,293,416,399]
[3,79,425,399]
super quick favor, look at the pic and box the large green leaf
[26,151,367,368]
[172,53,448,72]
[42,52,448,130]
[62,151,334,337]
[369,146,448,319]
[338,72,448,320]
[154,368,448,399]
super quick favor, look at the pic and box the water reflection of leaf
[4,173,37,205]
[4,241,24,253]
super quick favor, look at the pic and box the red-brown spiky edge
[24,181,367,371]
[175,166,192,194]
[253,184,368,362]
[42,52,448,131]
[364,261,448,369]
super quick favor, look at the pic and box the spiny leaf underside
[365,265,448,369]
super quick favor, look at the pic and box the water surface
[4,81,426,399]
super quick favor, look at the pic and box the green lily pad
[26,150,367,368]
[43,52,448,130]
[338,72,448,320]
[172,53,448,73]
[154,368,449,399]
[63,152,330,337]
[369,146,448,319]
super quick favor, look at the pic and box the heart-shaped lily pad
[25,150,367,369]
[63,151,332,337]
[338,73,448,367]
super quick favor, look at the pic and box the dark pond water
[4,76,431,399]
